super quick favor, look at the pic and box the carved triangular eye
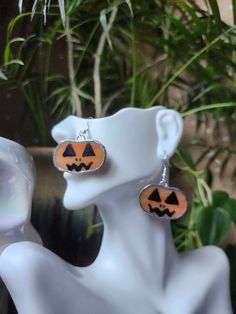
[148,188,161,202]
[82,143,96,157]
[63,144,76,157]
[165,191,179,205]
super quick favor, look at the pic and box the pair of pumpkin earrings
[53,120,187,220]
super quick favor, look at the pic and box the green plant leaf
[233,0,236,25]
[67,0,83,14]
[100,9,112,49]
[99,1,121,49]
[125,0,133,17]
[4,59,24,66]
[4,44,10,64]
[182,102,236,117]
[18,0,23,13]
[208,0,221,24]
[192,83,224,102]
[225,199,236,221]
[212,191,229,206]
[0,70,8,80]
[31,0,38,20]
[9,37,25,44]
[7,13,31,40]
[86,222,103,239]
[77,89,94,102]
[58,0,65,26]
[196,206,231,245]
[176,148,196,170]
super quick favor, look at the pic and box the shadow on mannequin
[0,107,232,314]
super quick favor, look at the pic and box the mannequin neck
[95,181,178,284]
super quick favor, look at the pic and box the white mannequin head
[0,137,35,232]
[52,107,183,210]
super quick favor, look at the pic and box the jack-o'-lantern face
[53,140,106,173]
[139,184,187,220]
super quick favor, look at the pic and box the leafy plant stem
[197,178,208,207]
[195,232,203,248]
[174,230,188,242]
[200,178,213,204]
[65,12,82,116]
[93,7,118,117]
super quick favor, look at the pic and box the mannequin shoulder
[0,241,55,263]
[181,245,229,278]
[168,246,232,314]
[0,241,71,281]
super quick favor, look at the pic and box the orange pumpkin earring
[139,154,187,220]
[53,119,106,173]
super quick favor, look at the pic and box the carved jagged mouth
[66,162,93,172]
[148,204,175,218]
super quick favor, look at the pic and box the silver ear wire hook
[159,152,170,187]
[86,117,92,139]
[77,117,93,140]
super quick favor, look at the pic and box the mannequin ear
[155,109,183,158]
